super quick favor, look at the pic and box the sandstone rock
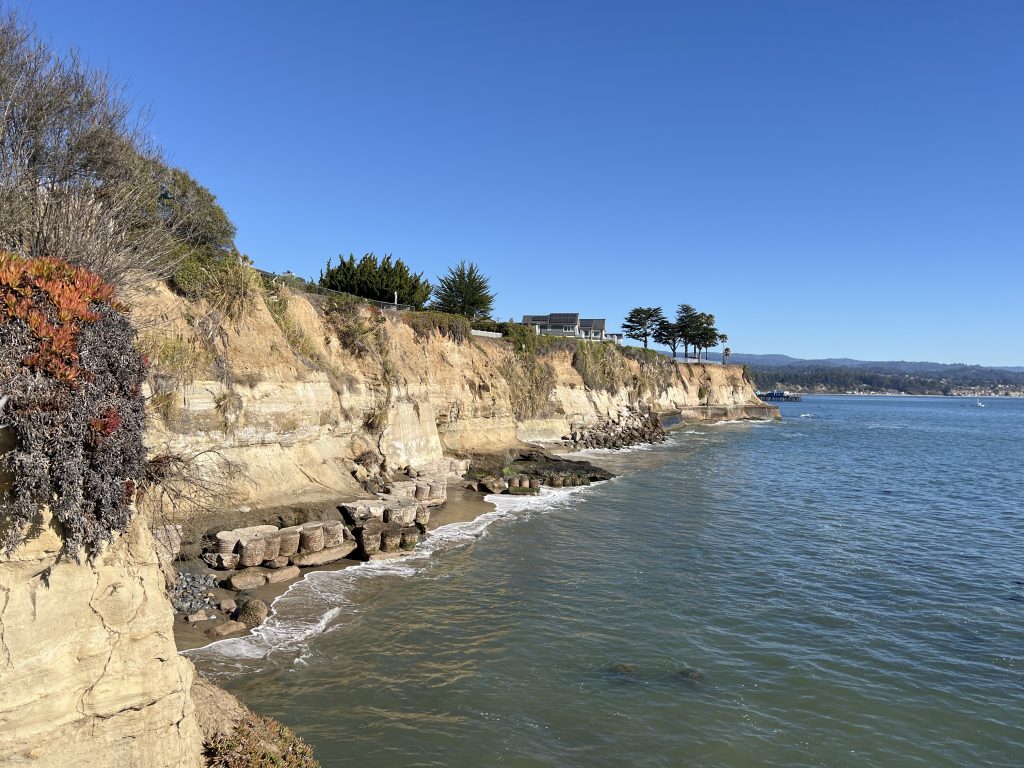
[216,552,240,570]
[207,620,248,638]
[322,520,345,547]
[237,537,265,567]
[0,511,203,767]
[290,542,357,567]
[228,569,267,591]
[219,599,237,613]
[353,464,369,482]
[415,506,431,526]
[381,525,403,552]
[530,478,541,490]
[277,526,301,556]
[428,480,446,500]
[236,598,269,628]
[479,476,508,494]
[185,611,209,623]
[400,527,421,550]
[263,555,290,568]
[508,476,521,488]
[216,531,240,554]
[265,565,301,583]
[384,502,418,526]
[298,522,324,553]
[414,483,430,500]
[258,533,281,561]
[357,519,385,555]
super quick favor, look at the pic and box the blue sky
[17,1,1024,366]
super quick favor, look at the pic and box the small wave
[799,414,813,418]
[188,484,601,664]
[564,442,655,457]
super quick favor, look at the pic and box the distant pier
[758,389,803,402]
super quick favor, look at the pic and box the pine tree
[622,307,666,348]
[430,261,495,319]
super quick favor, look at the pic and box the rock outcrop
[134,282,776,522]
[0,508,203,767]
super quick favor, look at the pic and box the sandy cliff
[135,282,775,518]
[0,503,203,767]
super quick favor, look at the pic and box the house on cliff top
[522,313,621,342]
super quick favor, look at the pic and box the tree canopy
[319,253,432,309]
[429,261,495,320]
[622,307,666,348]
[653,319,685,358]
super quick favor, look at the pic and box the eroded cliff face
[134,282,775,517]
[0,504,203,767]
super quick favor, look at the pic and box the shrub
[572,341,627,393]
[324,296,384,357]
[0,253,146,560]
[204,713,320,768]
[262,281,328,370]
[401,310,471,343]
[170,252,262,321]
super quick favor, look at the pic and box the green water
[191,396,1024,766]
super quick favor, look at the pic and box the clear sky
[15,1,1024,366]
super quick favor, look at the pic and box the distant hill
[694,352,1024,396]
[705,352,1024,375]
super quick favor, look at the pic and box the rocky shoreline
[168,448,623,645]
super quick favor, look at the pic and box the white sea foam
[187,483,601,664]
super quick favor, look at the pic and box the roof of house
[579,318,606,331]
[522,313,581,325]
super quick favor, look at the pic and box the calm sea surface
[191,396,1024,767]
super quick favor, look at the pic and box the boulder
[399,527,421,550]
[216,531,240,554]
[290,542,357,567]
[277,527,302,556]
[380,525,403,552]
[185,611,208,624]
[384,502,418,526]
[357,519,385,555]
[227,569,267,591]
[415,507,431,526]
[216,553,239,570]
[479,476,508,494]
[298,522,324,553]
[322,520,345,548]
[206,620,248,638]
[219,599,237,614]
[236,599,269,628]
[237,538,265,568]
[258,534,281,561]
[265,565,301,584]
[263,556,290,569]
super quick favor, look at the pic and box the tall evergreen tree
[622,307,666,348]
[675,304,700,360]
[319,252,431,308]
[430,261,495,319]
[653,319,685,358]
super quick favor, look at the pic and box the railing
[255,268,416,312]
[470,329,503,339]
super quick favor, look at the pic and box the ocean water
[191,396,1024,767]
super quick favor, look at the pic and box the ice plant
[0,252,146,561]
